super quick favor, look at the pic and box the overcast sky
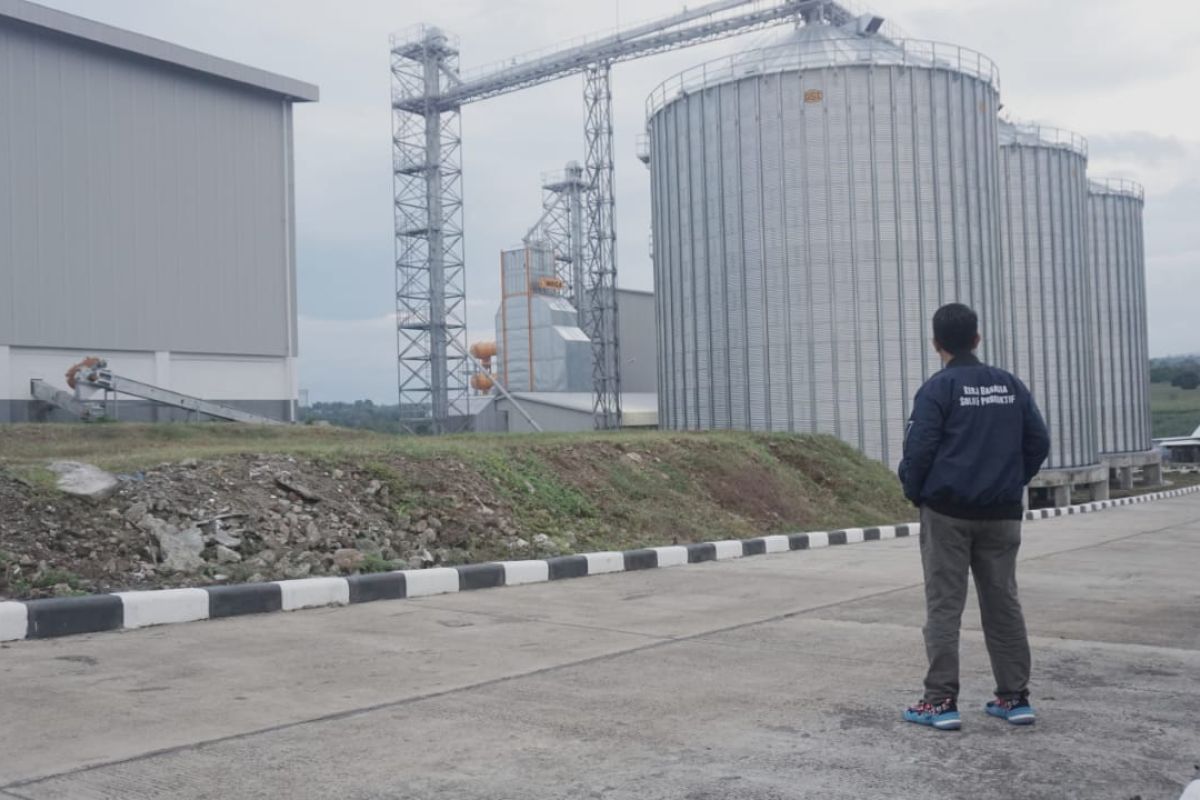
[39,0,1200,401]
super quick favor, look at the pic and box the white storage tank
[997,122,1098,470]
[1088,178,1153,456]
[646,20,1005,465]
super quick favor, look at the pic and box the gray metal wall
[648,41,1003,466]
[998,127,1098,469]
[0,18,297,357]
[617,289,657,394]
[1088,180,1152,455]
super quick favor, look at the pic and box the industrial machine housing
[0,0,317,422]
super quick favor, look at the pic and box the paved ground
[3,496,1199,800]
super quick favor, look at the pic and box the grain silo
[1088,178,1162,488]
[997,122,1105,503]
[646,19,1004,465]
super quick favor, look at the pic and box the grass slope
[1150,383,1200,438]
[0,424,914,569]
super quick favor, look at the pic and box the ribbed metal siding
[1088,181,1152,455]
[998,133,1097,469]
[648,58,1004,465]
[0,19,296,358]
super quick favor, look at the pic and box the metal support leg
[583,61,622,430]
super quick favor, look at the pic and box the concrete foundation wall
[0,344,295,422]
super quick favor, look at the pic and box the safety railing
[1089,177,1145,201]
[1000,120,1088,158]
[646,37,1000,119]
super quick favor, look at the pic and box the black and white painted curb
[2,483,1196,644]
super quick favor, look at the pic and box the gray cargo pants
[919,506,1031,703]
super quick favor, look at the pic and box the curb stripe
[0,601,29,641]
[622,549,659,571]
[761,535,790,553]
[208,583,282,619]
[277,577,350,611]
[546,555,589,580]
[651,546,689,567]
[118,588,208,629]
[712,540,744,560]
[347,572,406,603]
[456,563,504,591]
[25,595,123,639]
[3,483,1196,643]
[403,567,459,597]
[742,538,767,556]
[585,552,626,575]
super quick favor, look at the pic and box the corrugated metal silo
[1088,178,1152,456]
[997,122,1098,470]
[646,22,1004,465]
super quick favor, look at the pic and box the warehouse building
[0,0,317,422]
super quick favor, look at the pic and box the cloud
[298,314,397,403]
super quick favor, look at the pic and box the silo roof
[647,22,998,119]
[1088,177,1145,201]
[0,0,318,102]
[999,120,1088,158]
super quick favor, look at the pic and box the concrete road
[3,496,1199,800]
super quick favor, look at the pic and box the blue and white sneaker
[985,693,1036,725]
[903,698,961,730]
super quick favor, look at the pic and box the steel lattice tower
[525,162,589,323]
[391,26,470,434]
[583,63,622,430]
[390,2,867,434]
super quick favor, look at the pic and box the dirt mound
[0,426,914,599]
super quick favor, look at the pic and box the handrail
[1000,120,1088,158]
[646,37,1000,120]
[1089,176,1145,201]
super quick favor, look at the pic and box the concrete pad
[2,494,1199,798]
[13,617,1197,800]
[0,602,654,786]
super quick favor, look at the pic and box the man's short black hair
[932,303,979,356]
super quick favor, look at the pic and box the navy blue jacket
[898,353,1050,520]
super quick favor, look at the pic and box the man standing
[898,303,1050,731]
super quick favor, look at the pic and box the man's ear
[972,333,982,351]
[932,338,943,355]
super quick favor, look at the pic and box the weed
[32,568,82,590]
[360,554,395,573]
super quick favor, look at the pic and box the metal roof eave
[0,0,319,102]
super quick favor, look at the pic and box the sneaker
[985,693,1036,725]
[903,698,961,730]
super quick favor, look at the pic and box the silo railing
[1089,177,1145,201]
[646,38,1000,119]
